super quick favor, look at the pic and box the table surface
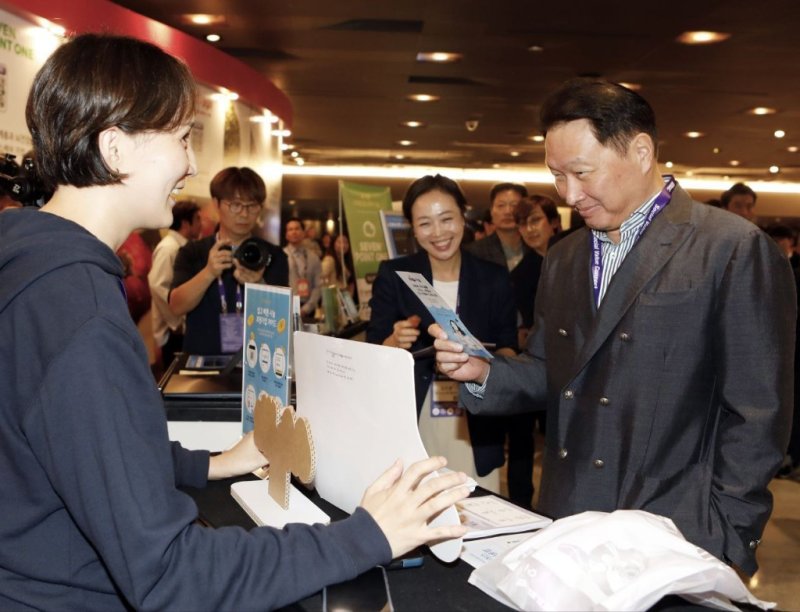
[182,476,512,611]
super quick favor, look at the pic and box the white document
[293,331,464,562]
[461,532,533,569]
[230,480,330,528]
[458,495,552,540]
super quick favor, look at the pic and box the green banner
[339,181,392,307]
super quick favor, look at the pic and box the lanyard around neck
[590,175,676,307]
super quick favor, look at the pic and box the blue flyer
[241,284,292,433]
[395,271,494,361]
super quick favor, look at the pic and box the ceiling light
[665,161,674,168]
[206,33,221,43]
[290,151,299,158]
[774,129,786,138]
[280,143,294,151]
[394,154,406,160]
[712,147,720,154]
[527,45,544,53]
[183,14,225,26]
[788,146,799,153]
[492,163,502,169]
[684,131,704,139]
[401,121,425,128]
[676,31,730,45]
[617,82,642,91]
[510,151,521,157]
[685,171,694,176]
[729,160,740,166]
[769,165,780,174]
[209,89,238,102]
[397,140,415,146]
[271,129,292,137]
[407,94,439,102]
[748,106,776,116]
[529,135,545,142]
[295,157,305,166]
[416,51,462,63]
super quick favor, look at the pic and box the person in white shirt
[148,200,201,370]
[285,217,323,319]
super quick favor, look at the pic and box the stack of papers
[458,495,552,540]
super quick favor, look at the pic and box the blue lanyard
[217,278,243,314]
[591,175,676,306]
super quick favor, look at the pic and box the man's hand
[385,314,422,349]
[233,260,266,285]
[360,456,469,558]
[429,323,490,384]
[204,239,234,280]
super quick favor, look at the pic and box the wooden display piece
[253,395,316,509]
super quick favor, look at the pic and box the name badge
[296,278,310,299]
[430,378,464,418]
[219,312,244,353]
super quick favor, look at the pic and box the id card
[219,312,244,353]
[296,277,310,299]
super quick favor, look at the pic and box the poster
[339,180,392,307]
[241,284,292,433]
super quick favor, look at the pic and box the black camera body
[0,153,51,207]
[222,237,273,271]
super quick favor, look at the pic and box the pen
[384,556,424,570]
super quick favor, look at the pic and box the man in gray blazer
[431,79,795,575]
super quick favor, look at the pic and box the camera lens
[233,237,272,271]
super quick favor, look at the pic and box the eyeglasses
[222,199,262,215]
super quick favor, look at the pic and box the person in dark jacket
[0,32,467,611]
[367,174,518,495]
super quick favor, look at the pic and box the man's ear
[629,132,656,173]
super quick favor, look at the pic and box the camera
[0,153,51,207]
[229,237,273,271]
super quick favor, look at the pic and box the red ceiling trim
[1,0,292,127]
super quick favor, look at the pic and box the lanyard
[217,278,243,314]
[591,175,676,307]
[291,247,308,278]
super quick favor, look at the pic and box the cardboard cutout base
[231,480,330,528]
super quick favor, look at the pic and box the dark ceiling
[111,0,800,182]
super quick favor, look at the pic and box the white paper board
[293,331,463,562]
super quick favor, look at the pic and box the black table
[182,476,511,611]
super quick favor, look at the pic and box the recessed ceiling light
[280,143,294,151]
[183,13,225,26]
[769,165,780,174]
[527,45,544,53]
[774,129,786,138]
[788,146,799,153]
[529,135,545,142]
[665,161,674,168]
[206,33,221,43]
[397,140,415,146]
[416,51,462,63]
[729,160,740,166]
[401,121,425,128]
[407,94,439,102]
[676,31,730,45]
[394,154,406,160]
[712,147,721,154]
[510,151,521,157]
[617,82,642,91]
[684,131,704,138]
[271,129,291,137]
[748,106,776,116]
[295,157,305,166]
[685,170,694,176]
[290,151,299,158]
[492,163,502,169]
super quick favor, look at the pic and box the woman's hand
[384,314,422,349]
[360,456,469,557]
[208,432,268,480]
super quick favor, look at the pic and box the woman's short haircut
[401,174,467,222]
[514,194,559,225]
[210,167,267,204]
[26,33,196,191]
[540,79,658,157]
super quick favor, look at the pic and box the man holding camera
[169,167,288,355]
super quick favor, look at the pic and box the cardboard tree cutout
[253,395,316,509]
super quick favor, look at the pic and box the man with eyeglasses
[170,167,288,355]
[284,217,323,320]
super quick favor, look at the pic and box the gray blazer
[461,185,796,574]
